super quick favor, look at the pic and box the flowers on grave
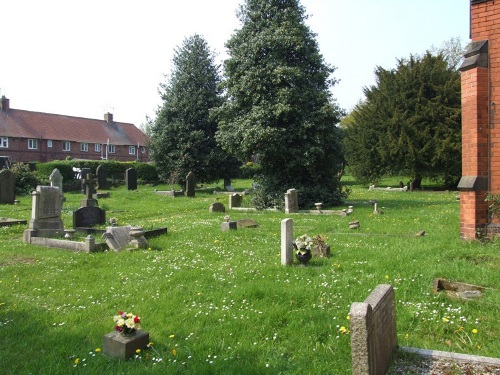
[113,310,141,335]
[293,234,314,255]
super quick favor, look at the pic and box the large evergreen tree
[147,34,240,184]
[343,52,461,187]
[214,0,345,208]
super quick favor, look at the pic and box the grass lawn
[0,178,498,374]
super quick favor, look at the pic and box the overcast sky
[2,0,470,128]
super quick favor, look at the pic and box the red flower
[118,311,123,315]
[134,315,140,323]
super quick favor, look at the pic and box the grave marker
[49,168,64,203]
[281,218,294,265]
[126,168,137,190]
[185,171,195,197]
[96,164,110,190]
[24,185,64,240]
[73,206,106,228]
[285,188,299,214]
[0,169,16,204]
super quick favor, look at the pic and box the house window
[141,147,146,153]
[47,140,53,148]
[62,141,71,151]
[28,139,38,150]
[108,144,115,153]
[129,146,136,155]
[0,137,8,148]
[95,144,101,152]
[81,142,88,152]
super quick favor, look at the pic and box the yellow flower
[171,349,177,356]
[169,334,175,339]
[385,275,389,280]
[442,317,449,323]
[346,315,350,320]
[95,348,101,353]
[136,349,141,354]
[74,358,80,365]
[147,342,154,347]
[472,328,478,334]
[339,326,347,334]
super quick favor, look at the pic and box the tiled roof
[0,108,146,146]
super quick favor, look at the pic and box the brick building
[458,0,500,238]
[0,96,149,163]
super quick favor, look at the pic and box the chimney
[0,96,9,112]
[104,112,113,123]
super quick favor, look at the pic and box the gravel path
[388,358,500,374]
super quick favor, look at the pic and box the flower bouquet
[292,234,313,264]
[113,310,141,336]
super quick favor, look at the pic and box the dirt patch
[388,357,500,374]
[0,255,37,266]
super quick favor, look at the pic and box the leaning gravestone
[284,188,299,214]
[0,169,16,204]
[126,168,137,190]
[23,186,64,240]
[102,225,132,251]
[80,167,92,194]
[96,164,110,190]
[49,168,64,203]
[73,206,106,228]
[185,171,195,197]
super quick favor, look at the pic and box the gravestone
[236,218,259,228]
[209,202,225,213]
[49,168,64,203]
[73,206,106,228]
[284,188,299,214]
[126,168,137,190]
[221,216,237,231]
[185,171,195,197]
[102,225,131,251]
[23,185,64,240]
[281,218,294,266]
[80,173,98,207]
[80,168,92,194]
[96,164,110,190]
[0,169,16,204]
[350,284,397,375]
[229,193,243,209]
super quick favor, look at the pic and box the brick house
[0,96,149,163]
[458,0,500,238]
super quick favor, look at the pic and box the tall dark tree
[147,34,240,184]
[214,0,345,208]
[343,52,462,187]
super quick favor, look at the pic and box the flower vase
[296,250,312,265]
[121,329,137,338]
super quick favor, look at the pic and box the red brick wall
[461,0,500,238]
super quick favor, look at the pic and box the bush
[239,163,262,179]
[135,163,159,183]
[11,163,44,195]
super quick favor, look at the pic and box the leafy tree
[343,52,461,187]
[147,34,240,184]
[214,0,345,208]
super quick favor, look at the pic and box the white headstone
[281,218,294,266]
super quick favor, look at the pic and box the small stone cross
[83,173,97,199]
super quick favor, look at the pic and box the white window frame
[108,144,115,154]
[62,141,71,151]
[81,142,88,152]
[47,140,53,148]
[95,144,101,152]
[28,138,38,150]
[129,146,136,155]
[0,137,8,148]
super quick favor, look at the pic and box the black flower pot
[295,250,312,265]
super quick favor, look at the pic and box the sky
[2,0,470,129]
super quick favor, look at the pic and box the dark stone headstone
[81,173,98,207]
[185,171,195,197]
[80,168,92,194]
[73,206,106,228]
[126,168,137,190]
[0,169,16,204]
[96,165,110,190]
[209,202,225,213]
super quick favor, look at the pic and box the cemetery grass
[0,178,499,375]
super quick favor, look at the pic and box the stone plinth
[103,330,149,360]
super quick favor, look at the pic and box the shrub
[11,163,44,195]
[134,163,159,183]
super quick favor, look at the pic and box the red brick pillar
[458,41,489,239]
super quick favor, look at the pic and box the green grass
[0,179,498,374]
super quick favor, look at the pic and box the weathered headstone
[284,188,299,214]
[102,225,132,251]
[23,185,64,240]
[49,168,65,203]
[80,173,98,207]
[236,218,259,228]
[96,164,110,190]
[349,284,397,375]
[0,169,16,204]
[73,206,106,228]
[229,193,243,209]
[126,168,137,190]
[281,218,294,266]
[221,216,237,231]
[185,171,195,197]
[80,167,92,194]
[209,202,225,213]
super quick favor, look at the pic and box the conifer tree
[148,34,240,184]
[214,0,345,208]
